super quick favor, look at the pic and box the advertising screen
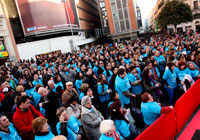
[15,0,79,36]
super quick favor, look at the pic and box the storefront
[0,37,9,65]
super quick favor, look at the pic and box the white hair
[38,87,47,95]
[48,80,54,86]
[119,65,125,70]
[100,120,114,134]
[81,96,91,106]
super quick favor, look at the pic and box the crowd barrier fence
[135,79,200,140]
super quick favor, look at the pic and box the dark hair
[98,74,108,89]
[75,72,82,80]
[54,74,61,83]
[110,91,118,101]
[141,93,150,103]
[84,87,91,95]
[142,68,150,84]
[69,95,78,104]
[167,61,175,72]
[85,68,92,73]
[178,61,186,69]
[117,68,126,76]
[16,95,30,107]
[105,62,111,77]
[109,101,129,124]
[129,66,136,72]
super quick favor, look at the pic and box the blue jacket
[34,132,54,140]
[0,123,22,140]
[56,116,81,140]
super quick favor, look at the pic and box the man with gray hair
[38,87,60,135]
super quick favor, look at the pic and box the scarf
[105,131,120,140]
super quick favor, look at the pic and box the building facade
[167,0,200,33]
[98,0,138,41]
[149,0,200,33]
[1,0,102,60]
[0,0,19,63]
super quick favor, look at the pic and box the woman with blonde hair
[32,117,54,140]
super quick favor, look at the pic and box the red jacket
[13,105,43,140]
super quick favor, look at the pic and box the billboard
[15,0,79,36]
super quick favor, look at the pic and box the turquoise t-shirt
[141,102,161,126]
[97,84,110,102]
[115,75,130,106]
[0,123,22,140]
[163,68,177,89]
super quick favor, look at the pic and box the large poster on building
[15,0,79,36]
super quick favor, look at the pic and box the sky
[137,0,157,24]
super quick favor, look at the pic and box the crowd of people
[0,33,200,140]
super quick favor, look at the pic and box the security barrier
[135,79,200,140]
[175,79,200,134]
[135,108,176,140]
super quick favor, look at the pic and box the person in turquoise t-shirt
[32,117,55,140]
[162,62,177,105]
[188,61,200,81]
[97,74,111,118]
[141,93,173,126]
[75,72,83,95]
[56,107,83,140]
[99,120,124,140]
[115,69,135,108]
[0,115,22,140]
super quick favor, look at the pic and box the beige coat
[62,88,78,107]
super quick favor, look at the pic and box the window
[112,12,118,21]
[100,1,105,8]
[111,3,116,11]
[110,0,115,4]
[124,9,128,19]
[114,22,120,32]
[122,1,127,8]
[126,20,130,30]
[118,9,123,19]
[120,20,125,31]
[116,0,122,9]
[194,1,198,10]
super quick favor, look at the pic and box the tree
[158,0,193,30]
